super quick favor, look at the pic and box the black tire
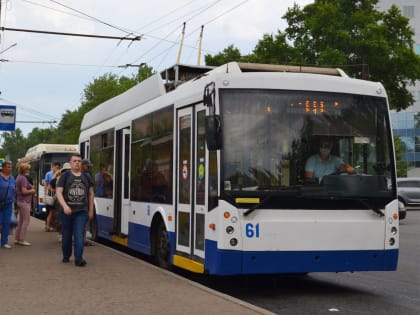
[154,221,171,269]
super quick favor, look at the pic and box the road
[196,211,420,314]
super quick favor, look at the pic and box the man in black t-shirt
[56,153,94,267]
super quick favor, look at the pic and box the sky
[0,0,313,136]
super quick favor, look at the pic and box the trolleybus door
[115,128,130,236]
[176,105,206,259]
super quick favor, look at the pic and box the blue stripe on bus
[96,215,176,257]
[204,240,399,275]
[95,215,398,275]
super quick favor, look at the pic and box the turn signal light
[209,223,216,230]
[224,212,230,219]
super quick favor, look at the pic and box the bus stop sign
[0,105,16,131]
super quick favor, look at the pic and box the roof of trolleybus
[80,62,387,135]
[19,143,79,163]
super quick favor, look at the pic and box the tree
[205,1,420,110]
[248,33,297,65]
[0,63,156,155]
[282,0,420,110]
[0,129,28,164]
[205,45,245,66]
[52,65,155,144]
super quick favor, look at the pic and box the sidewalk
[0,218,273,315]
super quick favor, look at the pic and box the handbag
[44,195,56,206]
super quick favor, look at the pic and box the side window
[90,130,115,199]
[131,106,174,203]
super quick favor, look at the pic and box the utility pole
[197,26,204,66]
[176,22,186,64]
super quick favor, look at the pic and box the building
[378,1,420,176]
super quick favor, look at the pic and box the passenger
[94,164,106,197]
[51,163,71,242]
[305,137,354,183]
[102,171,113,198]
[0,161,16,249]
[44,161,61,232]
[56,153,94,267]
[14,162,36,246]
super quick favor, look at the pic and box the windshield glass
[220,89,395,206]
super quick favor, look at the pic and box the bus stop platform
[1,218,272,315]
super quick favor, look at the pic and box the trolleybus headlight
[389,238,395,246]
[226,226,234,234]
[231,216,238,223]
[230,238,238,246]
[391,227,397,235]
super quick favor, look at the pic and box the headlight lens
[230,238,238,246]
[226,226,234,234]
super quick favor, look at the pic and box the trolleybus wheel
[155,221,171,269]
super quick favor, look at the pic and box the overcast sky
[0,0,313,136]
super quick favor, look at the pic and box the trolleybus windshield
[220,89,395,208]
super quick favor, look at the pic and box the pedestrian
[44,161,61,232]
[0,161,16,249]
[14,162,36,246]
[51,163,71,242]
[56,153,94,266]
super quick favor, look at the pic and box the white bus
[79,62,399,275]
[18,143,78,218]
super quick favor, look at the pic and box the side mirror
[205,115,222,151]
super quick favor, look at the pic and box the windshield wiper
[356,199,384,216]
[243,193,274,216]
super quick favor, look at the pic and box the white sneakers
[17,240,32,246]
[14,240,31,246]
[2,240,32,248]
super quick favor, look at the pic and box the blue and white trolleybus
[79,62,399,275]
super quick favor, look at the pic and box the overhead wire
[124,0,223,70]
[0,96,59,121]
[139,0,250,68]
[1,58,121,67]
[3,0,254,126]
[46,0,136,36]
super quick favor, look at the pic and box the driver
[305,137,354,183]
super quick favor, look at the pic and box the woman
[0,161,16,249]
[15,162,36,246]
[49,167,63,239]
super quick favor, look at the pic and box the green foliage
[0,129,28,164]
[1,64,155,163]
[205,0,420,111]
[205,45,245,66]
[282,0,420,110]
[249,33,296,64]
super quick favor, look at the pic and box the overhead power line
[0,27,141,41]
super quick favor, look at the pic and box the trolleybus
[79,62,399,275]
[17,143,78,218]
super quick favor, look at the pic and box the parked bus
[79,62,399,275]
[17,143,78,218]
